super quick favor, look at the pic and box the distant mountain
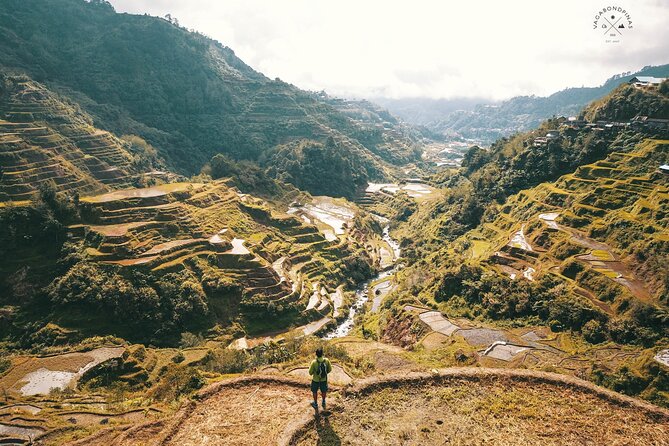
[0,0,420,198]
[372,96,486,127]
[377,64,669,144]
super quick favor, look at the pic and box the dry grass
[292,370,669,446]
[64,370,669,446]
[164,380,310,446]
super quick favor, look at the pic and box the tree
[582,319,607,344]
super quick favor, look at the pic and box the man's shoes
[321,401,326,410]
[310,402,318,410]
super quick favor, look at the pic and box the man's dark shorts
[311,380,328,393]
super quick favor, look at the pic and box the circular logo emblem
[593,6,633,43]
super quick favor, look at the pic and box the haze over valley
[0,1,668,445]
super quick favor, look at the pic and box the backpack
[318,359,328,380]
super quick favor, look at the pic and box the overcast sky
[108,0,668,101]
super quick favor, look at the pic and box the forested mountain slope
[0,0,420,198]
[0,74,156,202]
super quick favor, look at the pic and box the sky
[108,0,668,101]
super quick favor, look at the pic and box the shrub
[149,365,205,402]
[179,332,203,348]
[203,348,249,374]
[0,358,10,376]
[582,319,607,344]
[561,259,584,279]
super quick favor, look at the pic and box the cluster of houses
[530,75,669,173]
[529,75,668,148]
[531,115,668,147]
[630,115,669,130]
[532,132,560,147]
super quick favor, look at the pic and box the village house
[628,76,667,88]
[631,116,669,131]
[533,137,547,147]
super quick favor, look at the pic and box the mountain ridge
[0,0,420,198]
[377,64,669,144]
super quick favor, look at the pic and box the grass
[594,267,619,278]
[406,335,476,368]
[0,200,31,208]
[294,377,669,446]
[80,182,202,203]
[469,239,491,259]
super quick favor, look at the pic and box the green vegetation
[0,182,80,315]
[264,137,375,199]
[372,84,669,405]
[46,263,208,344]
[584,81,669,122]
[1,178,378,347]
[0,0,420,197]
[434,264,604,332]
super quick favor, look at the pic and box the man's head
[316,347,323,358]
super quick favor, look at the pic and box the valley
[0,1,668,445]
[1,79,668,446]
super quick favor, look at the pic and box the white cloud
[108,0,668,100]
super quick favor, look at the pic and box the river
[322,220,401,339]
[228,216,403,349]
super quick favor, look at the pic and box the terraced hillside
[319,94,423,164]
[0,0,421,195]
[0,75,138,203]
[370,82,669,407]
[468,138,668,307]
[370,137,669,406]
[46,180,376,342]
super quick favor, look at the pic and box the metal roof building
[628,76,666,85]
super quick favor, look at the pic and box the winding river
[229,214,404,350]
[323,220,402,339]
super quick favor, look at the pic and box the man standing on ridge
[309,347,332,412]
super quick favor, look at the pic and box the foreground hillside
[31,369,667,446]
[295,370,669,446]
[2,338,668,446]
[0,0,420,197]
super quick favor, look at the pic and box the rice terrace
[0,0,668,445]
